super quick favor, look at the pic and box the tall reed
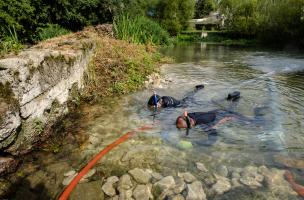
[113,15,170,45]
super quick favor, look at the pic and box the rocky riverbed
[64,163,298,200]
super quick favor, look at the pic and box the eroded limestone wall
[0,34,95,156]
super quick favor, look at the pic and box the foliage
[113,15,170,45]
[195,0,216,18]
[155,0,196,35]
[36,24,70,41]
[219,0,304,45]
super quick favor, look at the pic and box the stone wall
[0,34,95,157]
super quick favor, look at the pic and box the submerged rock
[178,141,193,150]
[154,176,176,191]
[239,176,262,188]
[216,165,228,177]
[172,194,185,200]
[129,168,151,184]
[173,178,186,194]
[133,185,152,200]
[102,176,119,197]
[178,172,196,183]
[196,162,208,173]
[118,174,133,191]
[118,189,133,200]
[186,181,206,200]
[211,175,231,195]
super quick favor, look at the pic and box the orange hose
[58,124,154,200]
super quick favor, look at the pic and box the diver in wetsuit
[175,91,265,145]
[147,85,205,108]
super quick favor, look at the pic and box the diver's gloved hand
[227,91,241,101]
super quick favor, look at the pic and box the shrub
[113,15,170,45]
[36,24,71,41]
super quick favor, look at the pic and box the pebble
[129,168,151,184]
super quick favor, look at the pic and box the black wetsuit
[161,96,182,108]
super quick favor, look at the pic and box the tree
[195,0,215,18]
[155,0,195,35]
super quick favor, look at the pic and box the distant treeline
[218,0,304,45]
[0,0,195,43]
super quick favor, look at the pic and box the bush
[113,15,170,45]
[36,24,71,41]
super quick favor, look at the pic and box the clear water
[8,43,304,199]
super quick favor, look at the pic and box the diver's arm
[211,116,235,129]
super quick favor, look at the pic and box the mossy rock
[177,140,193,150]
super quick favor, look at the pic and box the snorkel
[184,111,191,135]
[153,91,158,108]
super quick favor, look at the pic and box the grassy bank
[79,28,169,101]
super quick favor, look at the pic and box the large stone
[129,168,151,184]
[0,156,19,176]
[186,181,206,200]
[154,176,176,191]
[70,181,104,200]
[133,185,152,200]
[178,172,196,183]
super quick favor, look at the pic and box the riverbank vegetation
[1,0,304,54]
[218,0,304,46]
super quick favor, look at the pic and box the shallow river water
[8,43,304,200]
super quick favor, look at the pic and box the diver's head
[147,92,162,108]
[176,112,194,129]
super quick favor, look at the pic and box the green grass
[0,26,23,56]
[36,24,71,41]
[113,14,171,45]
